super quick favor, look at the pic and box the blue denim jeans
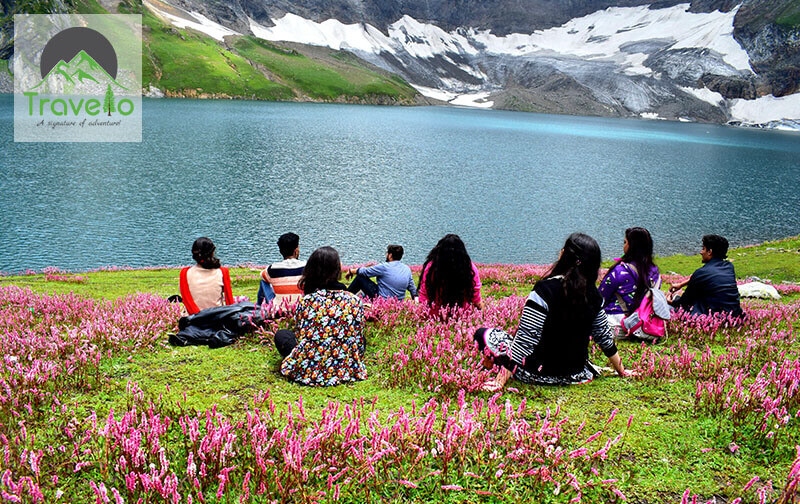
[257,280,275,306]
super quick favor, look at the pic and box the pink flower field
[0,263,799,503]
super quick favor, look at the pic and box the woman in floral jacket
[274,246,367,387]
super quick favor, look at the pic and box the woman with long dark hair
[418,234,482,310]
[599,227,661,338]
[275,246,367,387]
[474,233,632,391]
[179,237,234,315]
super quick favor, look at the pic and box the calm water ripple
[1,94,799,272]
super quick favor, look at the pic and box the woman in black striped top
[474,233,632,391]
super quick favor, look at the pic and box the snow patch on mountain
[246,3,752,100]
[469,3,751,74]
[411,85,456,102]
[145,0,239,41]
[681,86,725,106]
[450,92,494,108]
[249,14,394,54]
[410,85,493,108]
[388,15,478,59]
[622,53,650,76]
[729,93,800,124]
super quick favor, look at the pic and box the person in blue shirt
[666,234,743,317]
[345,245,418,301]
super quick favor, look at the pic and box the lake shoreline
[2,91,799,131]
[2,235,798,281]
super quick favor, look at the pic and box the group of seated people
[178,229,744,390]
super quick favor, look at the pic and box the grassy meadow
[0,237,799,503]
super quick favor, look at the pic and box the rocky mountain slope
[2,0,799,126]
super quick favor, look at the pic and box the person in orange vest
[179,237,234,315]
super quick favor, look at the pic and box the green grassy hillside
[231,36,417,101]
[71,0,107,14]
[102,1,418,102]
[0,0,420,102]
[141,10,293,100]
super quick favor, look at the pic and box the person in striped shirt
[473,233,633,391]
[259,233,306,310]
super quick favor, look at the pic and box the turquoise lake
[1,94,799,272]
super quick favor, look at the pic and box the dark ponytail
[192,237,221,269]
[546,233,601,307]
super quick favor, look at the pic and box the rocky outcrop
[1,0,72,59]
[144,84,164,97]
[0,67,11,92]
[735,24,800,95]
[1,0,15,60]
[491,77,631,117]
[699,74,758,99]
[733,0,800,96]
[0,0,10,89]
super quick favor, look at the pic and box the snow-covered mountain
[3,0,798,127]
[142,0,800,127]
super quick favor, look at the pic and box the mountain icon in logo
[32,50,127,94]
[29,26,128,95]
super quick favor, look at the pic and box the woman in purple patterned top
[599,228,661,336]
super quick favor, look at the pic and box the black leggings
[274,329,298,357]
